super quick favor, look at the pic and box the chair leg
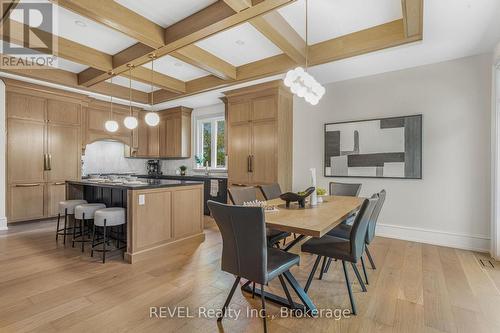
[72,218,78,248]
[218,276,241,322]
[351,263,367,292]
[365,245,376,269]
[90,223,96,257]
[102,220,107,264]
[342,261,356,315]
[304,255,322,292]
[56,213,60,241]
[260,284,267,333]
[81,213,86,253]
[360,256,369,285]
[278,275,295,309]
[324,258,332,274]
[63,209,68,245]
[252,282,256,298]
[319,256,327,280]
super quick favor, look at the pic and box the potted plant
[179,165,187,176]
[316,187,327,203]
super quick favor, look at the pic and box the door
[135,114,149,157]
[7,119,46,183]
[252,95,277,122]
[228,123,251,185]
[228,101,251,124]
[165,115,181,157]
[47,182,66,217]
[47,124,80,181]
[251,121,277,185]
[8,183,45,221]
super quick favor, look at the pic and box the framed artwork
[324,115,422,179]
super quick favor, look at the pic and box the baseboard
[0,217,8,231]
[376,223,490,252]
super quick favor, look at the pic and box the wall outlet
[138,194,145,205]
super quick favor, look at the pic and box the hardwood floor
[1,218,500,333]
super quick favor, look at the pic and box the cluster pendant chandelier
[283,0,325,105]
[145,54,160,127]
[104,76,119,133]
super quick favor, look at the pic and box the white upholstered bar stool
[72,203,106,252]
[57,199,87,245]
[91,207,126,263]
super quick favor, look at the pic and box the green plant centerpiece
[179,165,187,176]
[316,187,327,196]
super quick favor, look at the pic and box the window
[195,115,226,169]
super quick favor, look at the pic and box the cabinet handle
[249,155,254,173]
[43,154,48,171]
[54,182,65,185]
[47,154,52,171]
[16,183,41,187]
[247,155,251,173]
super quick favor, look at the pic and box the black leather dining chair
[228,186,290,247]
[301,196,378,315]
[258,183,282,201]
[329,182,362,196]
[325,190,386,275]
[207,201,301,332]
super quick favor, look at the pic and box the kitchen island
[66,179,204,263]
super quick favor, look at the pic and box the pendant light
[104,75,119,132]
[145,54,160,127]
[283,0,325,105]
[123,65,138,130]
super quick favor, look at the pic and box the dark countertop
[66,178,203,190]
[139,174,228,180]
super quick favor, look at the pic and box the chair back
[259,183,282,200]
[207,201,267,284]
[366,190,386,244]
[228,186,258,205]
[349,196,378,259]
[329,182,362,196]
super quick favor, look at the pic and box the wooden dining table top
[264,195,365,238]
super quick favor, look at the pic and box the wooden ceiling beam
[1,0,19,23]
[401,0,423,38]
[78,0,295,87]
[50,0,165,49]
[222,0,253,12]
[171,45,237,80]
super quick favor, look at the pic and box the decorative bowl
[279,187,315,208]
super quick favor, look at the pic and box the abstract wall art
[324,115,422,179]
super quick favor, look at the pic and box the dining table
[240,195,365,314]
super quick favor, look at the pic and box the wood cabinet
[224,80,293,191]
[5,83,83,223]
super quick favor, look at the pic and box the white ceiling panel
[115,0,218,28]
[196,23,283,66]
[11,0,137,54]
[278,0,402,44]
[142,55,209,81]
[107,76,161,93]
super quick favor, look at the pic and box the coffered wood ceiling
[0,0,423,105]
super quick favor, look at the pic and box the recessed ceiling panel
[107,76,161,93]
[278,0,402,44]
[196,23,283,66]
[10,0,137,54]
[115,0,218,28]
[142,55,210,81]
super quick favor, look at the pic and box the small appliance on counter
[147,160,162,177]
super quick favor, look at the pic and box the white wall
[294,54,492,252]
[0,80,6,230]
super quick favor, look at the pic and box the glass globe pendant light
[145,54,160,127]
[283,0,325,106]
[123,65,138,130]
[104,75,119,133]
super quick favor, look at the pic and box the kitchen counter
[67,178,203,190]
[139,173,227,180]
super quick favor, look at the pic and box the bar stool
[56,200,87,244]
[72,203,106,252]
[91,207,126,263]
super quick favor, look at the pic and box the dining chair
[228,186,290,247]
[329,182,362,196]
[324,190,386,277]
[258,183,282,200]
[207,201,301,333]
[300,196,378,315]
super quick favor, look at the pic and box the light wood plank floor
[1,218,500,333]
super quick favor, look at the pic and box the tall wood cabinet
[224,80,293,191]
[5,82,83,223]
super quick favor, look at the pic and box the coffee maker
[147,160,162,177]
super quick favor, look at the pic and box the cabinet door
[47,100,80,125]
[8,183,45,221]
[165,116,181,157]
[148,125,160,157]
[47,182,66,217]
[251,121,277,185]
[228,101,251,124]
[228,123,251,185]
[7,92,45,121]
[7,119,46,183]
[252,95,277,122]
[173,187,203,239]
[47,124,80,181]
[135,115,149,157]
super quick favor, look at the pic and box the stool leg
[102,219,107,264]
[81,212,86,253]
[91,223,96,257]
[56,213,60,241]
[63,209,68,245]
[72,218,77,248]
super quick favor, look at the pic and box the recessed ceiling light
[74,20,87,28]
[174,62,183,67]
[235,40,245,46]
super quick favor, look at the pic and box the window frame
[195,114,226,170]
